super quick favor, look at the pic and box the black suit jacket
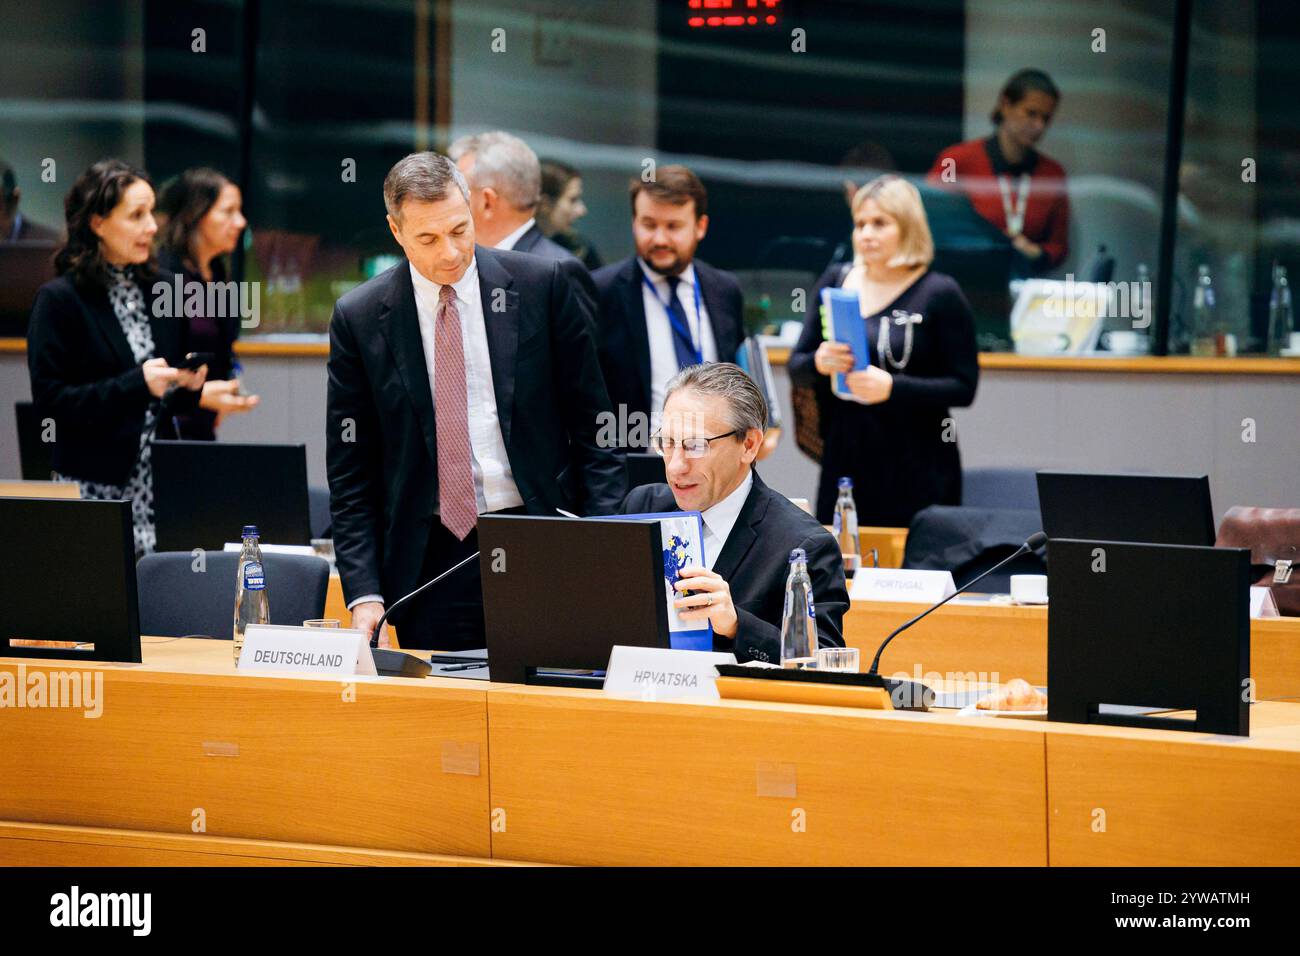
[27,273,200,485]
[512,223,597,332]
[592,256,747,424]
[621,471,848,664]
[14,216,62,244]
[326,246,627,606]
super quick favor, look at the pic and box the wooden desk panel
[1045,706,1300,866]
[844,599,1047,684]
[488,686,1048,867]
[844,600,1300,699]
[0,640,489,858]
[0,821,523,867]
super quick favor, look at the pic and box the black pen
[440,662,487,672]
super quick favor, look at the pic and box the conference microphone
[862,531,1048,709]
[365,550,481,678]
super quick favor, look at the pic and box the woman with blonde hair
[788,175,979,526]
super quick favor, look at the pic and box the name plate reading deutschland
[238,625,378,677]
[604,645,737,701]
[850,568,956,604]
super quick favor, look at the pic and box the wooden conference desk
[843,596,1300,701]
[3,638,1300,867]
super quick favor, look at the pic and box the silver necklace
[876,309,922,370]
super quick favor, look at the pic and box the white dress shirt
[638,259,719,418]
[699,470,753,571]
[347,259,522,611]
[495,218,536,252]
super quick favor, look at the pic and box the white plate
[957,704,1048,719]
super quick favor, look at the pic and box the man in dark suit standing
[449,131,596,324]
[1,161,61,243]
[327,151,625,650]
[622,362,847,664]
[593,165,746,442]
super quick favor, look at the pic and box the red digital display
[687,0,782,29]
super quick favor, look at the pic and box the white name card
[603,645,736,701]
[238,624,377,677]
[850,568,956,604]
[223,542,319,556]
[1250,587,1280,619]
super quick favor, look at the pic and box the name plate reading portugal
[850,568,956,604]
[604,645,737,701]
[238,625,378,677]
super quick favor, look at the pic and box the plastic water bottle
[1135,263,1151,328]
[780,548,817,668]
[233,525,269,663]
[832,477,860,577]
[1267,263,1294,355]
[1190,264,1218,356]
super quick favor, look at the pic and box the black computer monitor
[1047,538,1250,736]
[478,514,669,684]
[1036,471,1216,547]
[152,440,311,552]
[0,497,141,662]
[626,452,666,490]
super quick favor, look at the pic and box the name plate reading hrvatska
[604,645,737,701]
[238,624,378,677]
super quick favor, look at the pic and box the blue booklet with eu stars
[602,511,713,651]
[821,286,870,400]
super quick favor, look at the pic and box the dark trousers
[391,507,526,651]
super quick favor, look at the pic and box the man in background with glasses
[623,362,848,664]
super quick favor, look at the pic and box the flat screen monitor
[1047,537,1250,736]
[1036,471,1216,547]
[478,514,669,684]
[153,440,311,552]
[626,452,666,490]
[0,497,141,662]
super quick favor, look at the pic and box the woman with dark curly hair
[27,159,211,556]
[155,167,258,439]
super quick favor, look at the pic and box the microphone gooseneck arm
[369,550,481,646]
[867,532,1047,676]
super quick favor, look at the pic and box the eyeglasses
[649,430,740,459]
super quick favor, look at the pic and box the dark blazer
[592,255,747,424]
[622,471,848,664]
[512,222,575,262]
[512,223,598,331]
[326,246,627,606]
[788,266,979,526]
[27,272,201,485]
[13,216,62,244]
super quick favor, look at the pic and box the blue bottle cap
[789,548,807,563]
[838,477,853,489]
[242,525,259,537]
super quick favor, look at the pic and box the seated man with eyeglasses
[622,362,849,663]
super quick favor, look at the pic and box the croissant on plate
[976,677,1048,711]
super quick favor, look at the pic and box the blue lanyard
[641,270,704,365]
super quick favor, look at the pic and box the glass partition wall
[3,0,1296,358]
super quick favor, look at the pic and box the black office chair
[15,401,53,480]
[961,467,1041,511]
[307,485,332,539]
[136,551,330,638]
[903,505,1046,593]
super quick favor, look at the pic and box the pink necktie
[434,284,477,540]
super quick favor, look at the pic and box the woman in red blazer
[927,69,1069,274]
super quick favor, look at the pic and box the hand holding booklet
[821,287,870,401]
[602,511,713,651]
